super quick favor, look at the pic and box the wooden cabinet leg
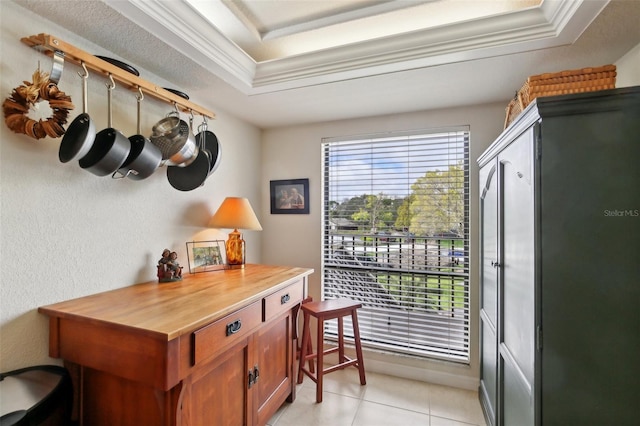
[63,361,81,424]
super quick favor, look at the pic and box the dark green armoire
[478,87,639,425]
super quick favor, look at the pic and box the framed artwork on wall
[186,240,226,273]
[270,178,309,214]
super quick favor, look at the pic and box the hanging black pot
[79,75,130,176]
[113,89,162,180]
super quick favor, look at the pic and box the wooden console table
[38,264,313,426]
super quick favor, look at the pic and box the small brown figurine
[157,248,183,282]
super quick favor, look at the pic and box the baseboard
[322,345,479,391]
[363,356,479,390]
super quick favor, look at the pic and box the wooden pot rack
[21,33,215,119]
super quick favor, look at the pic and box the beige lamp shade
[209,197,262,268]
[208,197,263,231]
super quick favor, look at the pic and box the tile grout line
[350,396,366,426]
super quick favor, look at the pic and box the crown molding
[103,0,609,95]
[104,0,256,91]
[251,0,609,92]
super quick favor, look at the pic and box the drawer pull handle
[226,319,242,336]
[281,293,291,304]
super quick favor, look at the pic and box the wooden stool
[297,299,366,403]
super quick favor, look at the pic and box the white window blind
[321,128,470,362]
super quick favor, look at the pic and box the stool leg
[337,316,345,363]
[316,315,325,403]
[297,310,311,384]
[297,297,314,374]
[352,310,366,385]
[338,317,344,364]
[305,325,314,374]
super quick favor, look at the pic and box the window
[322,127,470,362]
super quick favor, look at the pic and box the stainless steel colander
[150,114,198,167]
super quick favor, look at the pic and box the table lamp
[209,197,262,268]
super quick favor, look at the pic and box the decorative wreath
[2,69,74,140]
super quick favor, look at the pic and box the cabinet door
[183,337,254,426]
[254,310,293,425]
[479,161,498,425]
[498,131,535,425]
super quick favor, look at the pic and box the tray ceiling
[105,0,604,94]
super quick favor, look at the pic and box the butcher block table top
[39,264,314,341]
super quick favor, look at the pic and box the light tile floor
[268,368,487,426]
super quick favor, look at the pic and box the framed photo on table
[186,240,226,273]
[270,178,309,214]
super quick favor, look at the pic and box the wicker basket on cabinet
[504,64,616,128]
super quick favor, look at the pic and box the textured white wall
[0,1,262,372]
[260,104,505,389]
[615,42,640,88]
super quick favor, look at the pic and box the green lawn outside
[378,272,466,311]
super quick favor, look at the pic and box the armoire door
[497,130,535,425]
[538,102,640,423]
[479,161,498,426]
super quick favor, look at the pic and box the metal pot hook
[106,74,116,90]
[105,74,116,128]
[198,115,209,134]
[77,62,89,114]
[77,61,89,79]
[135,87,144,135]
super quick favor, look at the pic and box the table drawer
[263,279,303,322]
[192,301,261,365]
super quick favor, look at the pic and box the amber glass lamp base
[225,229,245,268]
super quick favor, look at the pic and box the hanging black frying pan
[59,62,95,163]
